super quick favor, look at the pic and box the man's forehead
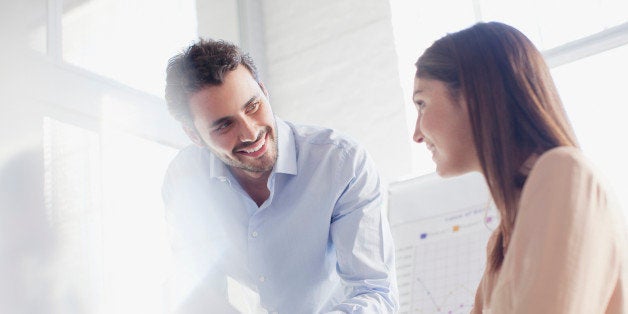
[189,88,261,122]
[195,71,257,99]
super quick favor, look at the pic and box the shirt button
[259,275,266,282]
[252,231,258,238]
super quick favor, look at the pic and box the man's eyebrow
[210,96,259,128]
[240,95,258,110]
[211,116,231,128]
[413,89,424,96]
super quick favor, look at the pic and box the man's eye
[216,121,232,132]
[246,102,259,113]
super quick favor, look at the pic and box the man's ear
[182,122,204,147]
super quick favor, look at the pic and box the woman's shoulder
[520,146,606,211]
[531,146,595,177]
[523,146,617,215]
[536,145,585,164]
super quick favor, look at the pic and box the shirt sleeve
[328,145,399,313]
[490,147,622,313]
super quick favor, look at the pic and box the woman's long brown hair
[415,22,578,272]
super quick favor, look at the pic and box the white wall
[260,0,413,183]
[196,0,240,45]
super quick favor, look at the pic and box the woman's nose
[413,116,424,143]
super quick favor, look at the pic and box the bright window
[62,0,198,96]
[478,0,628,50]
[43,117,178,313]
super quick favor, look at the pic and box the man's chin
[221,140,277,173]
[230,156,276,173]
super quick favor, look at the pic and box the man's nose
[238,117,258,142]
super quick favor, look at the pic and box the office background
[0,0,626,312]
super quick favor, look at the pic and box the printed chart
[393,204,498,313]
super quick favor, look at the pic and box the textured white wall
[196,0,240,45]
[261,0,413,183]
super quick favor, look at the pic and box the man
[162,39,397,313]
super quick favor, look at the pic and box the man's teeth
[244,146,261,153]
[242,138,264,153]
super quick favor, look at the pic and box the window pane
[43,117,103,313]
[99,125,178,313]
[41,117,178,312]
[479,0,628,50]
[62,0,198,97]
[551,44,628,218]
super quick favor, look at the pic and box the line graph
[394,204,498,313]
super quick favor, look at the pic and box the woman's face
[412,77,480,177]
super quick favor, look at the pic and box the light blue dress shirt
[162,118,398,313]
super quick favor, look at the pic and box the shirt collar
[207,116,298,179]
[273,117,298,176]
[208,149,230,180]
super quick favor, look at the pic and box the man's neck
[230,167,272,207]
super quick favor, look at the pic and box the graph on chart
[393,204,498,313]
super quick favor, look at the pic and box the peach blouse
[471,147,628,313]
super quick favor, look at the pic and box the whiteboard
[388,172,498,313]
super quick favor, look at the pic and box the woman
[412,21,627,313]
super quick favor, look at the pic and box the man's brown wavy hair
[165,39,260,125]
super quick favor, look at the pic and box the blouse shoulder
[520,146,608,218]
[528,146,600,183]
[534,146,586,168]
[520,146,619,226]
[494,146,627,314]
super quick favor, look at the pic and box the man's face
[186,65,278,176]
